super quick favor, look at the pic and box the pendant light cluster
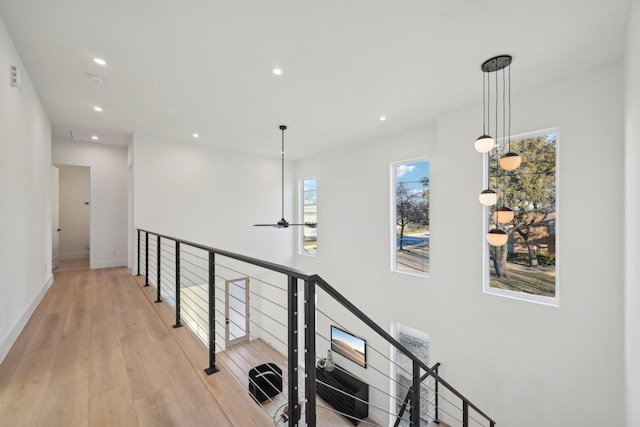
[475,55,521,247]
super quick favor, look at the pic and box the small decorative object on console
[325,350,335,372]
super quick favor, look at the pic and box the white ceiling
[0,0,631,159]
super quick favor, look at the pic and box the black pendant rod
[280,125,286,220]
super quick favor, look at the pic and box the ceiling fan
[254,125,316,229]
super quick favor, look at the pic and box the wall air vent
[10,65,21,90]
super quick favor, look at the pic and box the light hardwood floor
[0,267,272,427]
[54,257,90,272]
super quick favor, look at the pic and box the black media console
[316,366,369,425]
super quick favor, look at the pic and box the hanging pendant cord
[508,64,512,151]
[482,72,487,134]
[494,64,499,226]
[502,66,507,208]
[495,64,499,156]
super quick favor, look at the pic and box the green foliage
[490,262,556,297]
[536,253,556,266]
[507,252,556,266]
[490,134,556,222]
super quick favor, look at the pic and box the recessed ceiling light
[93,106,103,112]
[192,133,199,138]
[91,135,99,140]
[93,57,107,66]
[272,68,283,75]
[380,116,387,121]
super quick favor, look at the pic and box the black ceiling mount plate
[481,55,512,73]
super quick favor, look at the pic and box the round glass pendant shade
[499,152,522,171]
[486,228,508,246]
[474,135,495,153]
[479,189,498,206]
[492,206,515,224]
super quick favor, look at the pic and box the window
[392,158,430,275]
[484,129,558,306]
[392,323,431,426]
[300,177,317,255]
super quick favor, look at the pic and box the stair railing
[136,229,495,426]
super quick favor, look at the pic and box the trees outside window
[392,158,430,275]
[485,130,558,305]
[300,177,317,255]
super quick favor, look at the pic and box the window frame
[390,156,430,277]
[482,128,560,307]
[390,322,432,426]
[298,176,318,257]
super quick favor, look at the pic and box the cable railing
[136,229,496,427]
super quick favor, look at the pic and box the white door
[51,166,60,270]
[225,278,250,347]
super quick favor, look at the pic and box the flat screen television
[330,325,367,368]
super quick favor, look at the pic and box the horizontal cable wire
[469,411,490,427]
[316,306,415,379]
[219,341,286,410]
[180,302,208,330]
[315,311,412,391]
[247,289,288,312]
[314,342,408,408]
[247,319,287,349]
[180,291,208,314]
[247,304,287,331]
[316,402,395,427]
[214,262,286,294]
[432,404,463,426]
[180,300,209,327]
[180,312,210,343]
[181,248,209,263]
[144,236,484,427]
[180,257,209,275]
[179,271,208,290]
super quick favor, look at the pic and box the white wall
[0,17,52,363]
[294,124,438,425]
[57,165,90,259]
[52,139,128,269]
[624,0,640,425]
[295,63,625,426]
[132,133,294,267]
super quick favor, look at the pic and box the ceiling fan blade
[254,126,318,229]
[254,218,290,228]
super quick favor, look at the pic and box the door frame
[225,277,250,347]
[51,165,60,270]
[53,162,91,268]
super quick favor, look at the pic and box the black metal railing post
[136,229,141,276]
[132,229,496,427]
[144,232,149,286]
[410,360,421,426]
[304,279,316,427]
[173,241,182,328]
[204,251,220,375]
[395,362,441,426]
[287,275,300,426]
[155,235,162,303]
[463,401,469,427]
[434,364,440,422]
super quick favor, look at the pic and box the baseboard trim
[59,252,90,260]
[0,274,54,364]
[91,259,127,269]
